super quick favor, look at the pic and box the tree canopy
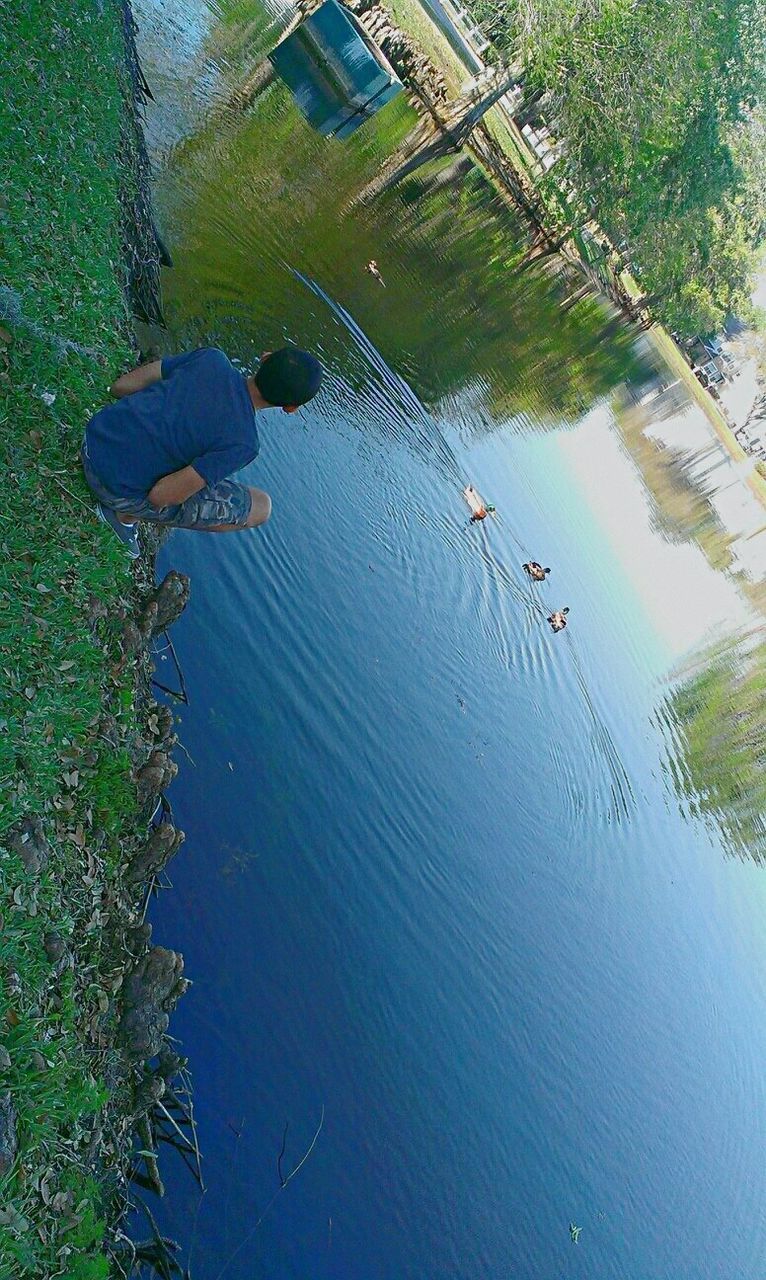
[472,0,766,334]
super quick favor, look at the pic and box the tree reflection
[162,80,647,431]
[669,638,766,862]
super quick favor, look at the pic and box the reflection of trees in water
[614,406,734,571]
[613,390,766,622]
[163,75,646,429]
[612,387,766,866]
[668,639,766,863]
[376,163,646,424]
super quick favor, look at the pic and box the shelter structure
[270,0,403,138]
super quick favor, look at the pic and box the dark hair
[255,347,322,407]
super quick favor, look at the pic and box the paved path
[416,0,486,73]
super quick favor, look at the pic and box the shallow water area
[134,1,766,1275]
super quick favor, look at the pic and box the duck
[365,259,386,286]
[547,607,570,632]
[523,561,551,582]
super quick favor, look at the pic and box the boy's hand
[148,465,206,509]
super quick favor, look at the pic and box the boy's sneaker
[96,503,141,559]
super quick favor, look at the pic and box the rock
[156,1048,187,1082]
[136,1114,164,1196]
[146,703,175,742]
[0,1092,18,1178]
[121,618,147,655]
[6,815,50,876]
[121,945,184,1009]
[118,946,188,1061]
[126,824,184,885]
[0,1047,11,1073]
[140,570,190,634]
[137,600,159,638]
[135,750,177,803]
[353,4,448,103]
[133,1072,166,1115]
[125,921,153,955]
[119,1004,170,1061]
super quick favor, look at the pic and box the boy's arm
[148,466,206,509]
[110,360,163,398]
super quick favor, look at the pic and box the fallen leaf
[0,1205,29,1233]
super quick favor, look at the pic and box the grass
[388,0,470,92]
[0,2,149,1273]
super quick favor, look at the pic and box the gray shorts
[81,444,252,530]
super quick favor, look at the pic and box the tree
[473,0,766,333]
[632,201,757,334]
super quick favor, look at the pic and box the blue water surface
[130,1,766,1272]
[146,367,766,1279]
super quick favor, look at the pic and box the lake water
[134,2,766,1276]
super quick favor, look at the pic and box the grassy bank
[0,3,152,1274]
[387,0,468,92]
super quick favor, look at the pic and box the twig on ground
[41,470,94,511]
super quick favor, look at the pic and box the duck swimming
[547,607,570,632]
[523,561,551,582]
[365,259,386,286]
[463,484,496,523]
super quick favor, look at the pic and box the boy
[82,345,322,557]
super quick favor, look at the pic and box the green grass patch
[387,0,471,93]
[0,1,148,1273]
